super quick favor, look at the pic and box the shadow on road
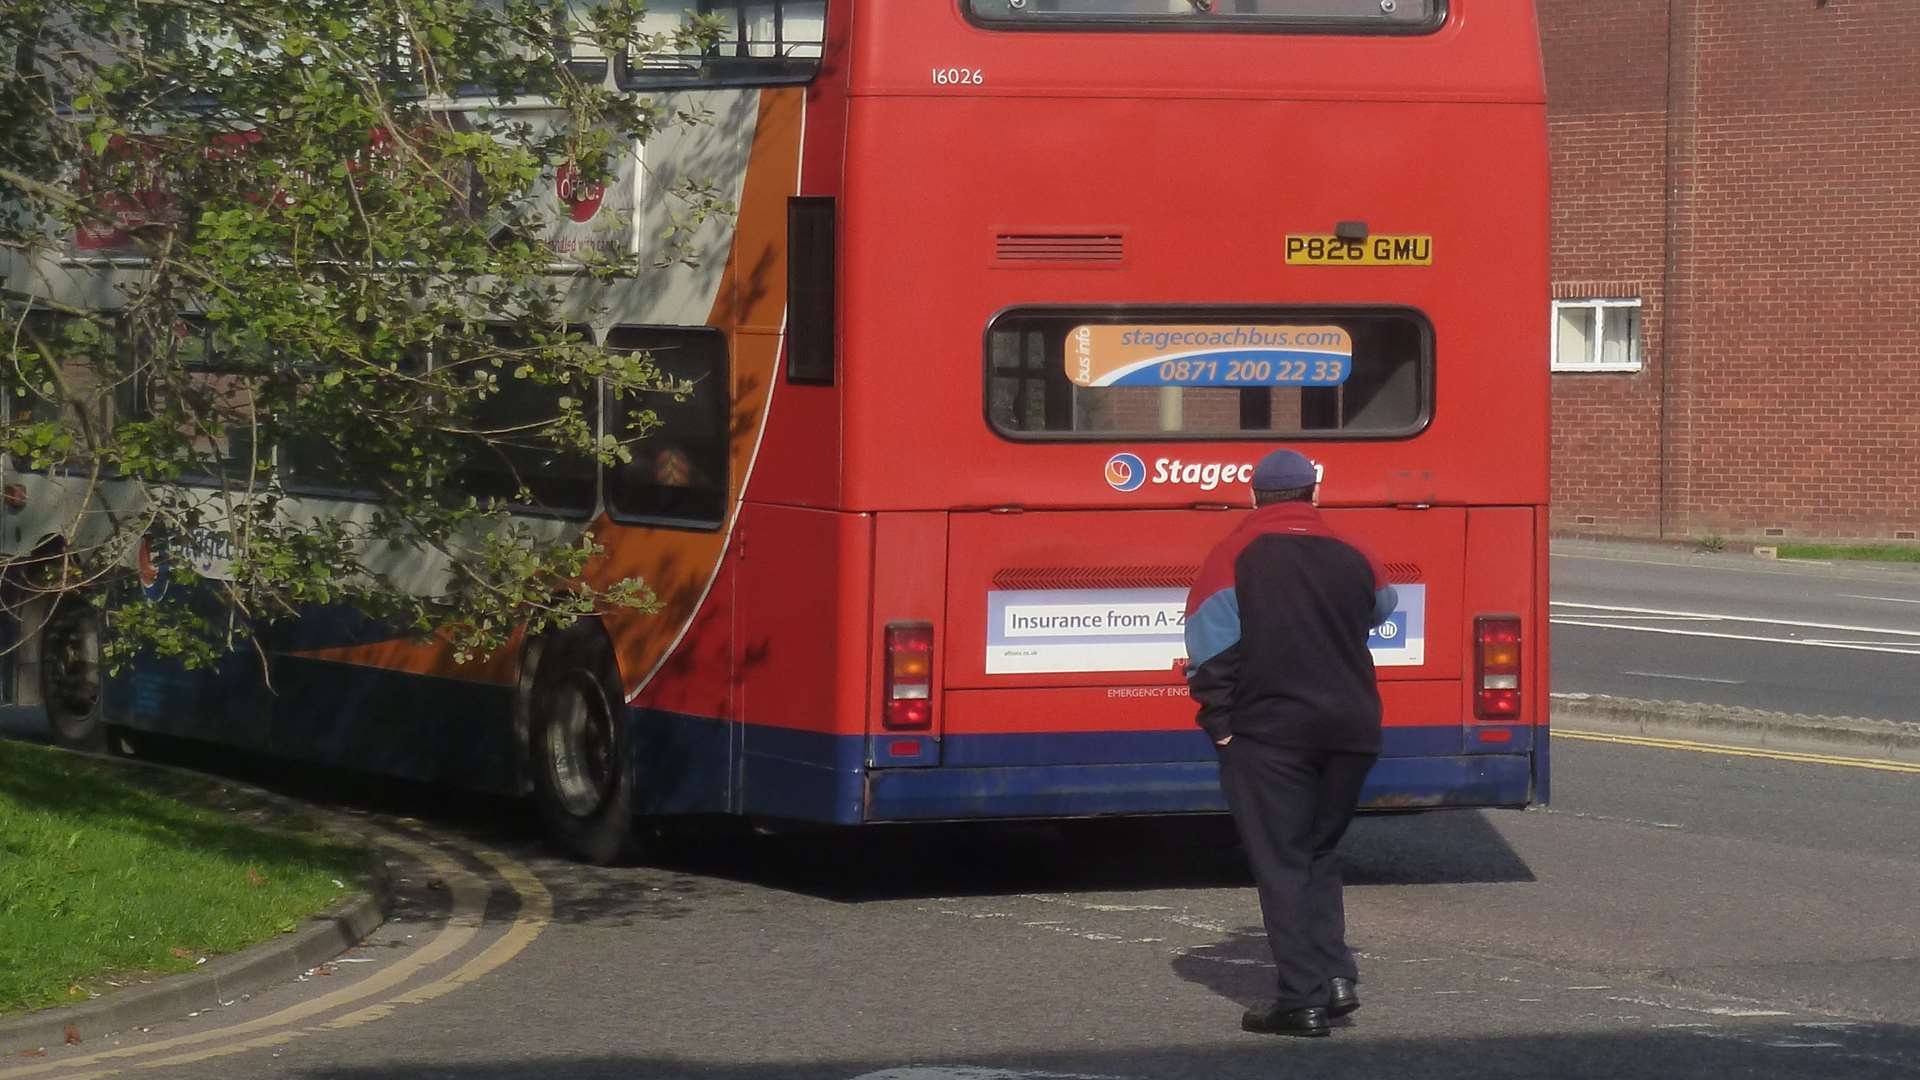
[290,1023,1920,1080]
[89,732,1537,918]
[1168,925,1282,1009]
[1343,811,1537,886]
[528,806,1534,926]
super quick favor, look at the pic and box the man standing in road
[1183,448,1398,1038]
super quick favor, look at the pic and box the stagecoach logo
[1104,454,1254,494]
[1104,453,1147,492]
[554,163,606,224]
[533,126,640,262]
[1103,454,1326,494]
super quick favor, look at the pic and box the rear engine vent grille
[994,231,1127,267]
[993,565,1198,591]
[1383,562,1424,584]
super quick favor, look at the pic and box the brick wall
[1542,0,1920,541]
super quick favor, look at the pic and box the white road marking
[1015,895,1173,914]
[1173,950,1270,968]
[1607,995,1791,1018]
[1547,809,1684,829]
[1554,553,1810,574]
[1553,601,1920,639]
[1840,594,1920,605]
[1165,915,1232,934]
[1569,613,1723,622]
[850,1071,1126,1080]
[1551,619,1920,657]
[1620,670,1746,685]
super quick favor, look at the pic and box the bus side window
[446,328,599,517]
[4,312,132,476]
[143,318,276,487]
[604,327,728,531]
[279,346,431,500]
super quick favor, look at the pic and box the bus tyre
[527,622,636,865]
[41,597,107,752]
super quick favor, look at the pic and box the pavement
[3,534,1904,1053]
[1553,692,1920,763]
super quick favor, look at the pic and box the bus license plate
[1285,234,1433,267]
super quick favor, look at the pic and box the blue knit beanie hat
[1251,449,1318,491]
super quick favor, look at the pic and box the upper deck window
[617,1,827,89]
[966,0,1442,33]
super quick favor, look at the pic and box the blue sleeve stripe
[1184,588,1241,671]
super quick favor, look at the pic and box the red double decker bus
[9,0,1550,862]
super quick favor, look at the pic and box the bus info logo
[1105,453,1147,492]
[1066,325,1353,389]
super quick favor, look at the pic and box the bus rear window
[986,308,1429,441]
[966,0,1442,32]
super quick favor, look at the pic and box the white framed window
[1551,299,1642,372]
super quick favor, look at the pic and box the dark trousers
[1216,738,1377,1010]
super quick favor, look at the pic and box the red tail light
[883,622,934,731]
[1474,615,1522,720]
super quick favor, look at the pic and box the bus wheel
[41,597,106,752]
[528,623,635,865]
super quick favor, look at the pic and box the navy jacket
[1183,501,1397,753]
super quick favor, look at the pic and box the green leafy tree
[0,0,734,675]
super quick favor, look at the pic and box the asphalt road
[1552,540,1920,722]
[10,734,1920,1080]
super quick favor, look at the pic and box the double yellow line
[3,827,551,1080]
[1558,729,1920,775]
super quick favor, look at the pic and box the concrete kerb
[0,754,395,1057]
[1553,692,1920,765]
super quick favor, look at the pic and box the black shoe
[1241,1004,1331,1037]
[1328,977,1360,1018]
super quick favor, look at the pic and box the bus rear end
[841,0,1549,821]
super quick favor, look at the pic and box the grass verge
[0,738,368,1016]
[1776,543,1920,564]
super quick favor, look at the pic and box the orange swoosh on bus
[281,634,520,686]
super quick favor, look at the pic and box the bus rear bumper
[863,753,1534,822]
